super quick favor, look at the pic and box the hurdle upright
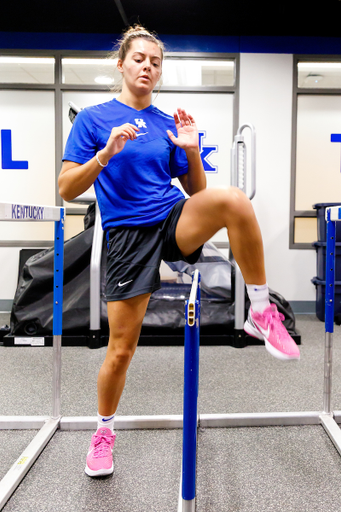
[0,201,64,509]
[319,205,341,453]
[179,269,201,512]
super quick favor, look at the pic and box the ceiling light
[62,58,117,66]
[94,76,115,85]
[197,60,234,68]
[0,57,55,64]
[299,62,341,70]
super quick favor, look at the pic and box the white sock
[97,412,115,433]
[246,283,270,313]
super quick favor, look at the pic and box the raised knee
[221,187,252,214]
[227,186,249,203]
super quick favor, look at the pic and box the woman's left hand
[167,108,199,150]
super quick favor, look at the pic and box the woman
[59,25,300,477]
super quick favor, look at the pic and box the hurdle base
[2,334,89,347]
[181,498,195,512]
[233,328,246,348]
[0,418,59,511]
[88,329,101,349]
[320,413,341,456]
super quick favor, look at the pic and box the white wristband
[96,151,108,167]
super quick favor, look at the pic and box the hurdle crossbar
[0,411,330,432]
[0,202,61,222]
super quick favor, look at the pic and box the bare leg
[97,293,151,416]
[176,187,300,360]
[176,187,266,285]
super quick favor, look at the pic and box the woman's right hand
[59,124,139,201]
[103,123,139,160]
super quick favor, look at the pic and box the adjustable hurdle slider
[187,269,200,326]
[187,303,195,327]
[234,262,246,347]
[327,205,341,222]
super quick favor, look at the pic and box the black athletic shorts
[105,198,203,301]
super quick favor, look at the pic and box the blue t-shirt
[63,98,187,230]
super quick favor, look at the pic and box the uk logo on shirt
[135,119,147,129]
[134,118,148,137]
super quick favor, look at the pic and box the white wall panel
[0,90,55,241]
[240,53,315,302]
[296,95,341,210]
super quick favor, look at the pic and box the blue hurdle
[0,202,64,509]
[52,208,65,419]
[179,269,201,512]
[320,206,341,454]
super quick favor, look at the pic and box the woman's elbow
[58,175,73,202]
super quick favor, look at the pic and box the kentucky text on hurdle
[11,205,45,220]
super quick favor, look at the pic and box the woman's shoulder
[149,105,175,124]
[75,98,122,130]
[82,98,117,118]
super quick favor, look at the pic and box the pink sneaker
[244,305,300,361]
[85,427,116,477]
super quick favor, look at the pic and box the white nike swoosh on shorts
[136,132,148,137]
[118,280,133,287]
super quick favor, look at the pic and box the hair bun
[116,24,164,62]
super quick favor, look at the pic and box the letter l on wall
[1,129,29,169]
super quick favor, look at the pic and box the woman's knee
[223,187,255,221]
[105,342,136,375]
[225,186,250,206]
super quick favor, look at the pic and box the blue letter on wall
[199,131,218,173]
[1,130,28,169]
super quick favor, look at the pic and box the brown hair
[116,24,164,62]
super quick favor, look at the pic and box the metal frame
[290,55,341,249]
[0,48,239,248]
[230,123,257,342]
[68,192,103,347]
